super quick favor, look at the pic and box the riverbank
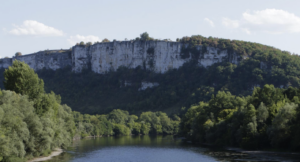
[226,147,300,155]
[24,135,300,162]
[27,148,63,162]
[223,147,300,161]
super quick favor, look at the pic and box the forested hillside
[6,35,297,115]
[0,61,178,161]
[1,34,300,161]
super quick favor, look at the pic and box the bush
[15,52,22,57]
[102,38,110,42]
[140,32,153,41]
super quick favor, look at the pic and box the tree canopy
[4,60,44,100]
[0,61,179,161]
[1,34,300,161]
[140,32,153,41]
[180,85,300,150]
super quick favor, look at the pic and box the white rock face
[0,41,241,74]
[0,58,12,68]
[138,82,159,91]
[15,54,37,69]
[86,41,187,74]
[72,47,90,72]
[198,47,236,67]
[11,50,72,71]
[72,41,240,73]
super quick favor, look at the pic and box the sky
[0,0,300,58]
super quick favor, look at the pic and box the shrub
[102,38,110,42]
[15,52,22,57]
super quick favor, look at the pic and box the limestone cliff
[0,50,72,70]
[0,41,242,73]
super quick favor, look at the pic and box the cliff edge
[0,41,242,73]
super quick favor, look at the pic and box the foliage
[0,61,76,161]
[86,42,92,46]
[4,60,44,101]
[140,32,154,41]
[102,38,110,42]
[2,34,300,159]
[16,35,297,116]
[0,35,298,117]
[0,61,179,161]
[180,85,300,150]
[35,63,214,115]
[4,61,50,115]
[14,52,22,57]
[0,90,75,161]
[73,109,179,137]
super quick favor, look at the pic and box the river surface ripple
[45,135,300,162]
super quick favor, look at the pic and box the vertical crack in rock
[0,41,241,73]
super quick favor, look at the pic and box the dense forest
[0,61,178,162]
[1,34,300,161]
[180,85,300,150]
[0,35,300,115]
[17,35,299,115]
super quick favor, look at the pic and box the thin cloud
[222,9,300,34]
[222,18,240,28]
[67,35,101,45]
[9,20,64,36]
[204,18,215,27]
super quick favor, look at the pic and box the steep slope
[0,39,240,74]
[1,35,300,115]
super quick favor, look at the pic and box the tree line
[1,34,300,115]
[2,34,300,161]
[2,60,300,162]
[73,109,179,138]
[0,61,179,162]
[180,84,300,150]
[18,35,299,116]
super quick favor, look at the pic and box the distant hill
[1,35,300,115]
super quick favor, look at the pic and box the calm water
[46,135,300,162]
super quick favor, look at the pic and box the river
[45,135,300,162]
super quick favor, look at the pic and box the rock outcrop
[0,41,242,73]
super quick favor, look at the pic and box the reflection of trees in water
[46,152,73,162]
[48,136,300,162]
[58,135,180,159]
[73,135,176,148]
[206,150,300,162]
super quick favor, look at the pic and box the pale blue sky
[1,0,299,57]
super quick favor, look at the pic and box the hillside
[0,61,180,161]
[1,35,300,115]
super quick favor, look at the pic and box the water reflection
[46,135,300,162]
[72,147,216,162]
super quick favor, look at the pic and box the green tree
[256,102,269,123]
[4,60,44,101]
[14,52,22,57]
[268,103,297,147]
[0,90,75,161]
[140,32,151,41]
[86,42,93,46]
[102,38,110,42]
[132,122,141,135]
